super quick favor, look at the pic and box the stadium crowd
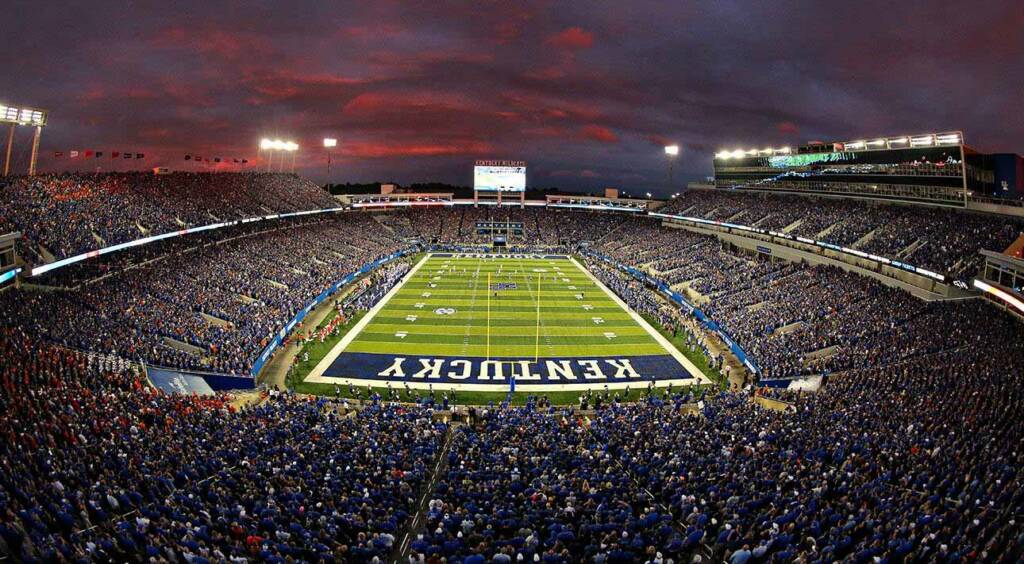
[0,332,446,562]
[0,215,408,374]
[0,172,338,263]
[0,177,1023,562]
[592,217,1020,381]
[2,325,1022,562]
[662,189,1023,276]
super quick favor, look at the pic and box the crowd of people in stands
[0,215,408,374]
[0,332,446,562]
[662,189,1023,276]
[2,186,1020,384]
[593,217,1022,381]
[1,173,1023,562]
[0,172,337,263]
[2,323,1022,562]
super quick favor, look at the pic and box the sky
[2,0,1022,195]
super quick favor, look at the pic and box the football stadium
[2,2,1024,563]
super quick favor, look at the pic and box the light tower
[323,137,337,176]
[664,144,679,186]
[1,103,48,176]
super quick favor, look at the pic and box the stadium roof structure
[715,130,964,160]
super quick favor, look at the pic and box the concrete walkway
[257,289,352,391]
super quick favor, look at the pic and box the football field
[305,253,707,391]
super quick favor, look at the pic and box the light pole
[1,103,48,176]
[323,138,337,177]
[664,144,679,187]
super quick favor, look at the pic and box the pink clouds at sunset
[2,0,1020,194]
[546,27,596,50]
[341,140,494,159]
[580,125,619,143]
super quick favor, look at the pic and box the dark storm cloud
[1,0,1021,194]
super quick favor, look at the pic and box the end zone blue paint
[322,352,692,385]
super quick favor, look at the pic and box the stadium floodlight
[323,137,337,176]
[911,134,935,147]
[1,102,48,176]
[259,138,299,172]
[645,192,652,198]
[663,144,680,185]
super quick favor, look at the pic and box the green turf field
[344,254,666,359]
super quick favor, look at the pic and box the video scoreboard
[474,160,526,192]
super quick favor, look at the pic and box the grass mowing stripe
[350,255,664,359]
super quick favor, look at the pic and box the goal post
[535,272,541,363]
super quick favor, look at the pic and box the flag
[135,153,144,159]
[112,151,120,158]
[123,152,132,159]
[214,157,221,163]
[233,158,239,163]
[184,154,191,160]
[70,150,79,158]
[241,159,248,164]
[54,151,64,158]
[95,151,103,158]
[85,151,93,157]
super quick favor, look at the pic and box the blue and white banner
[148,367,253,394]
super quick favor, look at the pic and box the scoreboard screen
[474,163,526,192]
